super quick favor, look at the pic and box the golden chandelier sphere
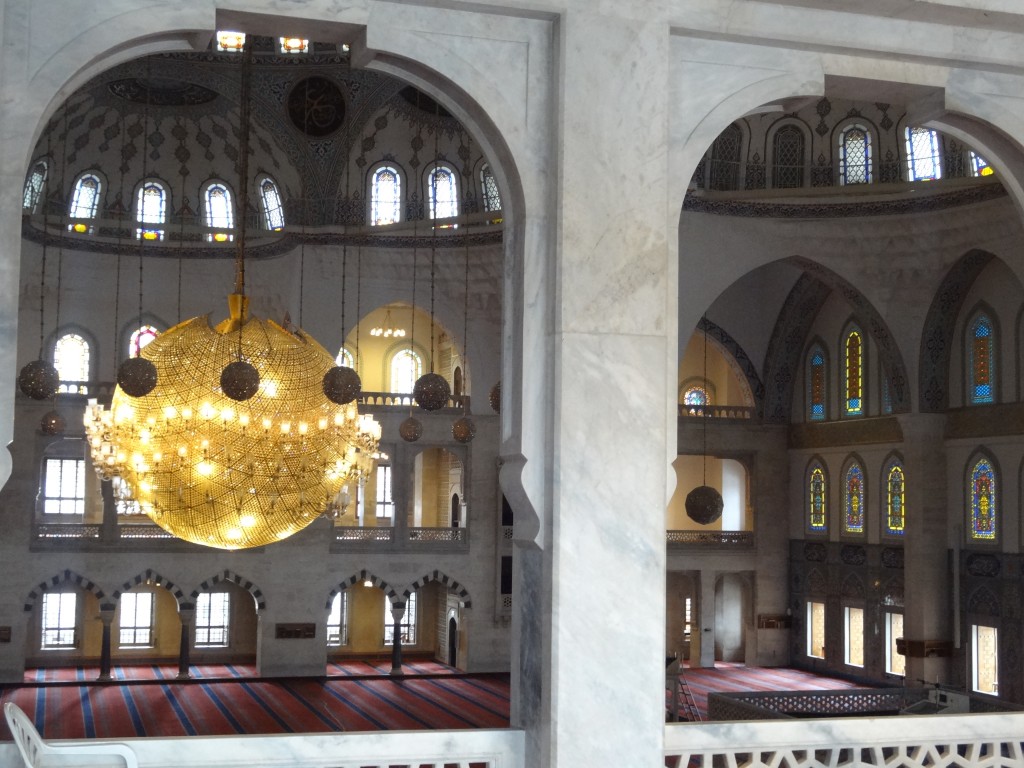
[85,296,380,550]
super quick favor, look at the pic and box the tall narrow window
[327,591,348,647]
[129,325,159,358]
[885,461,905,537]
[389,349,422,394]
[43,457,86,516]
[428,165,458,221]
[885,612,905,676]
[118,592,154,647]
[972,624,998,695]
[807,347,826,421]
[69,173,102,223]
[969,314,995,404]
[204,182,234,242]
[807,601,825,659]
[808,464,827,533]
[708,124,742,191]
[23,160,48,212]
[336,347,354,369]
[905,127,942,181]
[136,181,167,241]
[683,597,692,640]
[371,166,401,226]
[41,592,77,649]
[772,125,805,188]
[843,462,865,535]
[375,464,394,522]
[481,164,502,212]
[845,606,864,667]
[384,591,417,644]
[259,177,285,230]
[54,332,90,394]
[839,125,872,185]
[195,592,230,647]
[845,330,863,416]
[971,152,993,177]
[969,457,997,541]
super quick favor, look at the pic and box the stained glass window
[428,165,458,221]
[845,330,863,416]
[481,164,502,212]
[808,464,827,533]
[204,182,234,242]
[969,457,996,541]
[69,173,101,232]
[906,127,942,181]
[129,325,159,358]
[840,125,871,185]
[259,177,285,230]
[969,314,994,404]
[683,385,710,411]
[772,126,805,188]
[971,152,993,177]
[371,166,401,226]
[808,347,826,421]
[136,181,166,241]
[23,160,47,212]
[885,461,905,536]
[54,332,90,394]
[844,462,865,534]
[709,124,742,191]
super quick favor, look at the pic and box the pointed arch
[837,122,874,185]
[407,569,472,609]
[768,120,809,189]
[697,316,763,411]
[325,571,398,609]
[190,570,265,611]
[24,569,107,611]
[805,339,828,422]
[841,320,866,417]
[964,302,998,405]
[113,569,185,608]
[706,122,744,191]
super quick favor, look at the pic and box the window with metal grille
[135,181,166,241]
[41,592,77,649]
[840,125,872,184]
[118,592,154,647]
[708,124,742,191]
[259,177,285,230]
[772,125,805,188]
[905,126,942,181]
[481,164,502,212]
[195,592,230,647]
[384,592,416,645]
[371,166,401,225]
[23,160,47,212]
[327,591,348,647]
[845,606,864,667]
[54,332,90,394]
[204,182,234,242]
[43,458,85,516]
[428,165,458,221]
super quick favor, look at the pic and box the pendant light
[684,318,724,525]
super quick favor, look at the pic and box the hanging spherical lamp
[452,415,476,443]
[84,296,381,550]
[413,371,450,411]
[323,365,361,405]
[39,410,66,436]
[489,380,501,413]
[117,357,158,398]
[399,415,423,442]
[685,485,724,525]
[220,359,260,401]
[18,359,60,400]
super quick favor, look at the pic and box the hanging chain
[461,130,471,409]
[234,40,253,296]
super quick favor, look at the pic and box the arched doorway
[448,616,458,666]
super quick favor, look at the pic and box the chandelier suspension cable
[56,101,70,346]
[702,314,708,487]
[234,40,253,299]
[38,121,53,361]
[136,60,152,336]
[176,115,187,323]
[410,219,418,400]
[299,76,310,328]
[461,130,471,404]
[112,102,128,372]
[428,112,439,374]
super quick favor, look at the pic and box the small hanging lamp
[685,319,724,525]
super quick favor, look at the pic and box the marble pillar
[97,607,115,681]
[177,608,194,679]
[698,572,718,668]
[390,602,405,677]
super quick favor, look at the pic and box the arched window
[844,329,863,416]
[259,177,285,230]
[129,325,159,358]
[69,173,102,231]
[968,313,995,405]
[708,124,742,191]
[53,332,90,394]
[843,461,865,535]
[481,164,502,212]
[336,347,354,369]
[839,125,872,185]
[772,125,805,188]
[884,459,905,537]
[428,165,458,221]
[327,591,348,647]
[969,456,996,541]
[807,345,826,421]
[905,127,942,181]
[23,160,48,212]
[682,385,710,408]
[971,152,993,177]
[136,181,167,241]
[389,349,422,394]
[204,182,234,242]
[808,463,827,534]
[371,166,401,226]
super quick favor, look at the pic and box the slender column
[177,608,194,679]
[97,607,115,681]
[391,449,410,542]
[698,572,717,668]
[389,601,405,676]
[100,480,118,543]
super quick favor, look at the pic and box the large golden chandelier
[85,295,380,549]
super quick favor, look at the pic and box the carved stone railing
[408,527,466,543]
[359,391,470,411]
[665,711,1024,768]
[33,523,101,539]
[117,524,176,540]
[667,530,754,547]
[333,527,394,543]
[678,404,757,419]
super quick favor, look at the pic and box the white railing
[665,712,1024,767]
[0,728,525,768]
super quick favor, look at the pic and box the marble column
[100,479,118,543]
[898,414,952,685]
[177,608,194,679]
[97,607,115,681]
[513,10,672,768]
[389,602,405,676]
[698,572,718,668]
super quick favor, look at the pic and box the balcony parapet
[678,404,756,420]
[329,525,468,553]
[667,530,753,548]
